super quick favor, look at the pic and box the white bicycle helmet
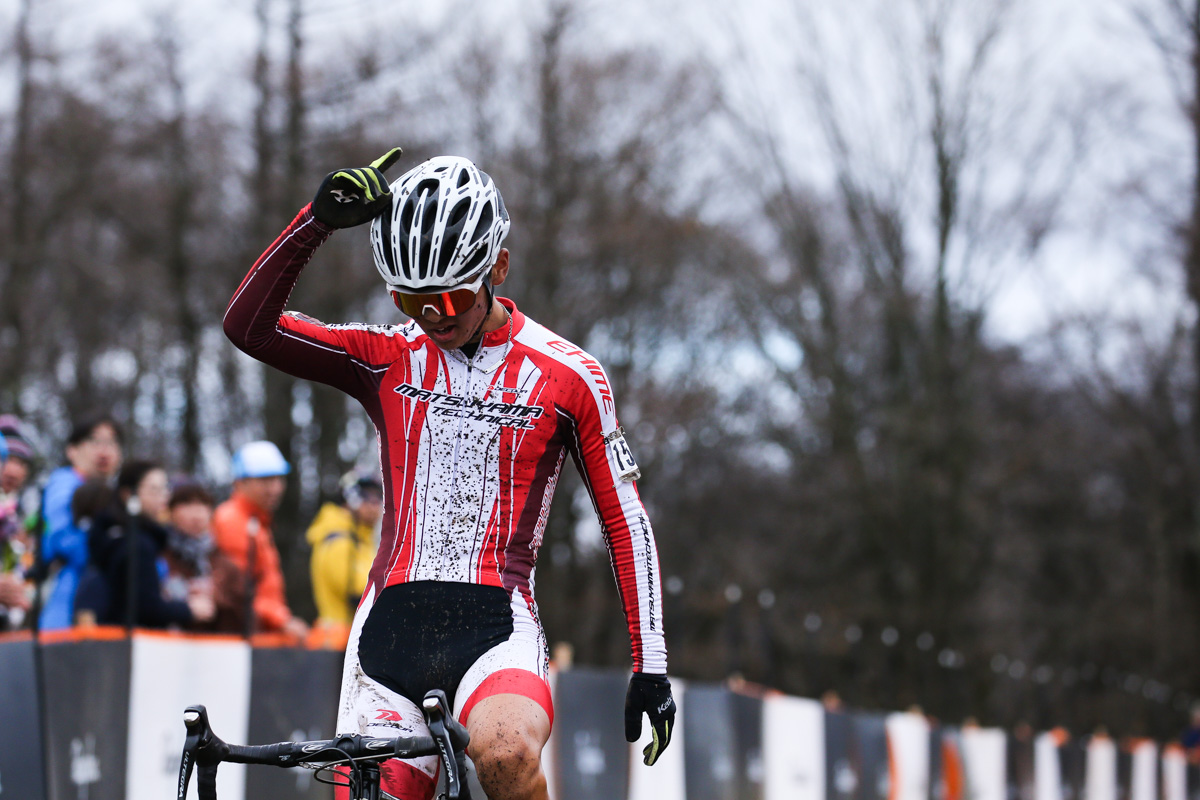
[370,156,511,292]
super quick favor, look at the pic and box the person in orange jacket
[211,441,308,639]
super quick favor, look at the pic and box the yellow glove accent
[330,149,403,202]
[371,147,403,173]
[642,719,670,765]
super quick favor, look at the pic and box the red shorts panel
[458,667,554,730]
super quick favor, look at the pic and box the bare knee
[470,728,545,800]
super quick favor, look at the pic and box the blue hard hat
[231,440,290,479]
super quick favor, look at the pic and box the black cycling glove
[311,147,403,228]
[624,672,676,766]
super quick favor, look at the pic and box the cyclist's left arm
[560,356,676,765]
[561,361,667,675]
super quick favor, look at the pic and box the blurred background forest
[1,0,1198,739]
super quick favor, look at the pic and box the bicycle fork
[348,762,382,800]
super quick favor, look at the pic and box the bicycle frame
[177,688,472,800]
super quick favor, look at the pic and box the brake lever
[179,706,209,800]
[422,691,471,800]
[180,704,230,800]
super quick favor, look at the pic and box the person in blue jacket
[38,414,123,630]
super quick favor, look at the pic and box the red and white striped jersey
[224,205,667,674]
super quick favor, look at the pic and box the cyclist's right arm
[222,204,393,399]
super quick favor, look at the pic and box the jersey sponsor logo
[640,518,656,631]
[394,383,544,430]
[324,320,402,336]
[546,340,615,415]
[529,465,560,551]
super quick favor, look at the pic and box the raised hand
[311,147,403,228]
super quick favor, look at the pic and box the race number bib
[604,427,641,482]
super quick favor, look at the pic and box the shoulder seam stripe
[278,329,391,374]
[224,215,322,327]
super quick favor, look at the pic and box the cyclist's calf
[466,694,551,800]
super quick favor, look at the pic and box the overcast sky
[7,0,1184,348]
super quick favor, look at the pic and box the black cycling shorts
[357,580,514,711]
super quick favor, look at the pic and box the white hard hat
[231,440,290,479]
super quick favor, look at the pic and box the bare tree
[716,0,1099,719]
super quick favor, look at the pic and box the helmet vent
[400,193,417,232]
[419,190,440,234]
[379,201,400,277]
[448,197,470,227]
[460,246,487,276]
[472,203,493,243]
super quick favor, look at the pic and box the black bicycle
[177,689,473,800]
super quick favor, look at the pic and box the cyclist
[224,150,675,800]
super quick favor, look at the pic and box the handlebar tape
[197,763,218,800]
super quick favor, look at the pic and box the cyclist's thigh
[453,590,553,728]
[339,586,426,734]
[338,584,440,794]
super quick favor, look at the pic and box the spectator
[306,469,382,632]
[0,414,37,509]
[0,431,14,556]
[0,415,41,629]
[77,461,214,629]
[0,415,37,572]
[211,441,307,639]
[38,413,123,630]
[70,480,118,625]
[1183,703,1200,763]
[162,482,219,629]
[0,571,29,628]
[0,434,30,629]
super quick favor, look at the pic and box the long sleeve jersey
[223,206,667,673]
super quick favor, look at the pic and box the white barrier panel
[1085,736,1117,800]
[887,712,930,800]
[628,677,686,800]
[1129,741,1157,800]
[1161,745,1187,800]
[1034,731,1066,800]
[962,726,1007,800]
[126,633,252,800]
[763,694,824,800]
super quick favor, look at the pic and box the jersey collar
[481,297,525,347]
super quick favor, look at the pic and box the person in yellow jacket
[307,470,383,640]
